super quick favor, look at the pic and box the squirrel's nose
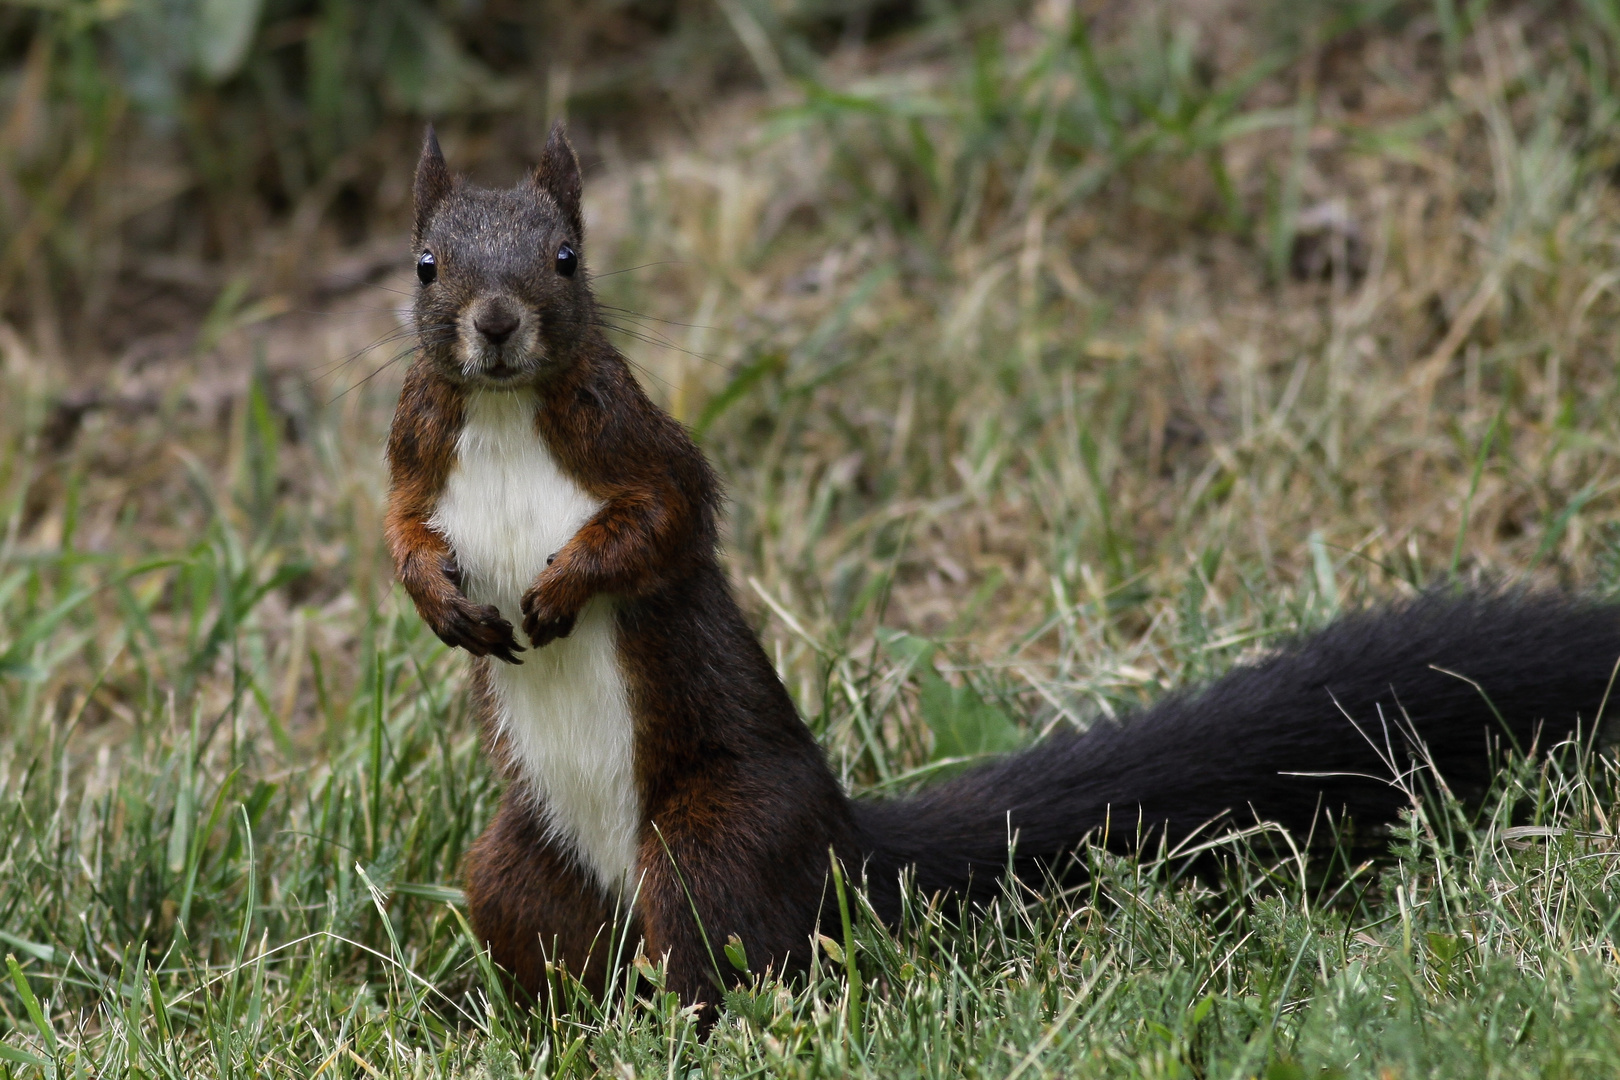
[474,304,520,345]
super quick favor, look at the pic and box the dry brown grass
[580,4,1620,730]
[7,2,1620,774]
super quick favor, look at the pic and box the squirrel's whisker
[595,303,719,332]
[590,260,685,280]
[310,324,456,381]
[324,344,416,404]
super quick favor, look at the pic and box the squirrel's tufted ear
[414,125,453,240]
[532,121,584,241]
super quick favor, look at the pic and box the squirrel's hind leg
[463,796,632,1006]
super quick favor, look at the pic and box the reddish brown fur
[461,794,625,996]
[517,356,714,647]
[384,364,526,663]
[387,125,861,1022]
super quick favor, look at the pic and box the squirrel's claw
[519,576,580,649]
[523,608,576,649]
[488,640,525,665]
[435,597,525,663]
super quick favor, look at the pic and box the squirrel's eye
[555,243,578,278]
[417,250,437,286]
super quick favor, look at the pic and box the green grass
[8,0,1620,1075]
[5,545,1620,1079]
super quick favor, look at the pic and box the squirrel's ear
[414,125,453,239]
[532,121,584,240]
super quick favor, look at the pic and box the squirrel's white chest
[428,389,640,896]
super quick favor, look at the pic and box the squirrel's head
[409,123,592,388]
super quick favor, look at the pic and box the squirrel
[386,123,1620,1018]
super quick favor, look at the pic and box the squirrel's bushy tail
[854,592,1620,914]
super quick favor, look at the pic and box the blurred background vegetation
[9,0,1620,1074]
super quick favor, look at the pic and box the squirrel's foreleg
[519,487,689,647]
[385,367,525,663]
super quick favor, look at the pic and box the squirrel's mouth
[459,343,541,384]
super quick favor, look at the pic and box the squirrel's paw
[434,595,525,664]
[519,585,578,649]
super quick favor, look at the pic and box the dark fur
[386,126,1620,1019]
[388,126,861,1013]
[857,592,1620,917]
